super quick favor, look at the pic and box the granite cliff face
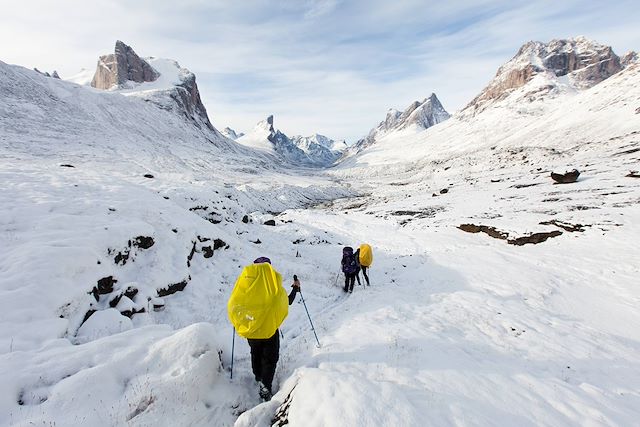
[89,41,213,131]
[464,37,624,114]
[91,41,159,90]
[353,93,450,151]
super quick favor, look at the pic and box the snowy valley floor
[1,139,640,427]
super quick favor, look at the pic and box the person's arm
[288,278,300,305]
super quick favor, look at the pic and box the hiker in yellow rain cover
[227,257,300,401]
[356,243,373,286]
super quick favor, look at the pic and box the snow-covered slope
[0,60,352,425]
[2,35,640,427]
[236,55,640,427]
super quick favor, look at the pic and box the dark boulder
[133,236,154,249]
[264,219,276,226]
[551,169,580,184]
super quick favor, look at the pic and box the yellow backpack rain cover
[359,243,373,267]
[228,263,289,339]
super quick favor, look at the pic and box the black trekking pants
[247,330,280,392]
[362,266,370,285]
[344,273,356,292]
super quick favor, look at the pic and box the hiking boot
[258,382,272,401]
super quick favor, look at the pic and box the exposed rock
[539,220,587,232]
[90,41,214,131]
[81,309,97,325]
[187,241,197,267]
[120,307,145,318]
[132,236,154,249]
[551,169,580,184]
[60,164,75,168]
[91,276,117,301]
[465,37,623,113]
[166,70,214,130]
[157,277,190,297]
[113,249,130,265]
[439,188,449,194]
[213,238,227,250]
[91,40,159,90]
[201,246,214,258]
[621,51,638,67]
[508,231,562,246]
[222,127,244,140]
[264,219,276,226]
[33,68,60,79]
[626,171,640,178]
[354,93,450,151]
[242,215,249,223]
[144,174,154,178]
[458,224,509,240]
[458,224,563,245]
[512,183,541,189]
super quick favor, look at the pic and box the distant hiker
[358,243,373,286]
[227,257,300,401]
[341,246,358,293]
[353,247,362,286]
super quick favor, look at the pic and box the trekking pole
[230,327,235,380]
[294,275,321,348]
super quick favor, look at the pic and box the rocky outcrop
[354,93,450,151]
[465,37,624,114]
[34,68,60,79]
[551,169,580,184]
[621,51,638,68]
[222,127,244,140]
[91,40,159,89]
[166,71,213,130]
[89,41,214,131]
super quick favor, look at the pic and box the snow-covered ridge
[84,40,216,131]
[464,36,627,115]
[351,93,450,152]
[237,115,345,167]
[222,127,245,140]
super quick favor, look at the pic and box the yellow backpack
[359,243,373,267]
[227,263,289,339]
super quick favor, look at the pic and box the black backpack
[342,247,358,274]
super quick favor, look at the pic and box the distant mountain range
[236,115,347,167]
[15,36,638,166]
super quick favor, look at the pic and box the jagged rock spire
[91,40,159,89]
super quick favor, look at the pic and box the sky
[1,0,639,142]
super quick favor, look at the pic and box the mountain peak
[464,36,623,114]
[91,41,159,90]
[353,93,450,152]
